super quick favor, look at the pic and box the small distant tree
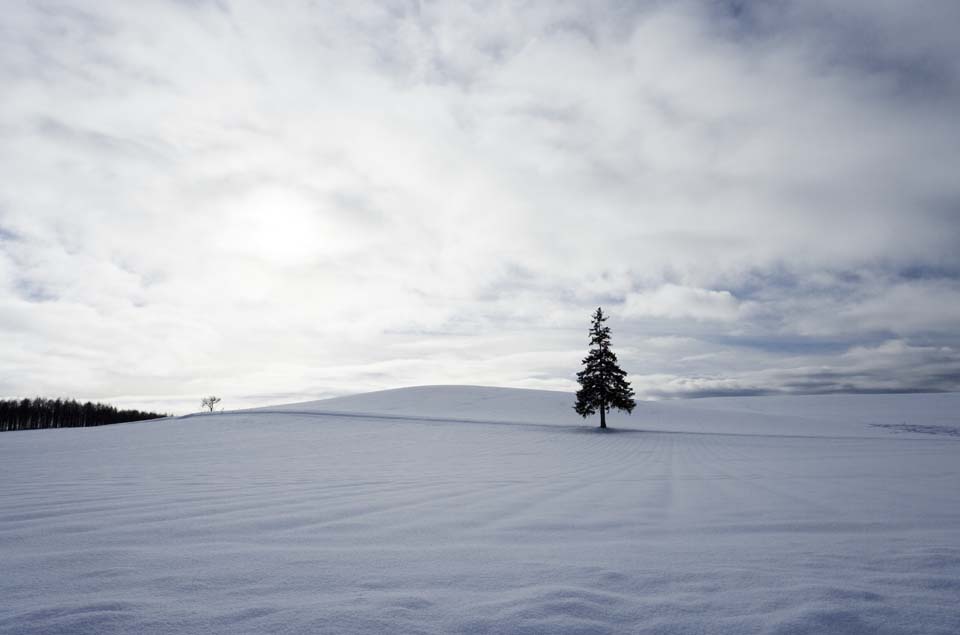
[574,307,636,429]
[201,396,221,412]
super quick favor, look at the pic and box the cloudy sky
[2,0,959,413]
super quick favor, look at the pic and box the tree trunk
[599,403,607,429]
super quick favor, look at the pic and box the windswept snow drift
[2,386,959,634]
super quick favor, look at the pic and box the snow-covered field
[2,386,959,634]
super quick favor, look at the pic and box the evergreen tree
[574,307,636,428]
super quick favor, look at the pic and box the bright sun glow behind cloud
[219,187,335,268]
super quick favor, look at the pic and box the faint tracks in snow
[870,423,960,437]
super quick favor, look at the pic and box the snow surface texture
[2,386,959,634]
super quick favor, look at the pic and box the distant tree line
[0,397,168,432]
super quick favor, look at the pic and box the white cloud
[1,1,959,412]
[621,284,741,321]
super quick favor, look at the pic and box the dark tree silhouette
[201,396,222,412]
[574,307,636,429]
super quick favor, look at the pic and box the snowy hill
[250,384,960,439]
[2,387,959,634]
[249,384,585,426]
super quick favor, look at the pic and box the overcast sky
[2,0,959,414]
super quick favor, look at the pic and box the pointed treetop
[589,306,611,347]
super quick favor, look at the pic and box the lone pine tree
[574,307,636,429]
